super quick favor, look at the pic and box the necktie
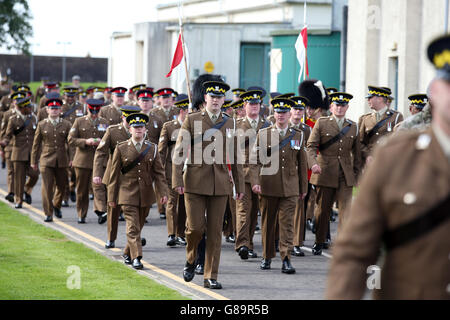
[211,114,217,123]
[279,129,285,137]
[251,120,257,129]
[136,142,141,152]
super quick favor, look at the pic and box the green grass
[0,202,189,300]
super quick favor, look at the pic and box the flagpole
[303,0,307,81]
[178,1,193,112]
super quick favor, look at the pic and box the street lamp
[57,41,71,82]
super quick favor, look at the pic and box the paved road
[0,166,343,300]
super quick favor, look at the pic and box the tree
[0,0,33,55]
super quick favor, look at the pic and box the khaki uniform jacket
[249,125,308,197]
[172,111,245,196]
[326,128,450,300]
[93,123,130,185]
[37,107,49,122]
[153,106,179,124]
[107,139,169,207]
[358,109,403,160]
[235,116,272,184]
[31,118,72,168]
[4,113,38,161]
[158,119,181,187]
[306,116,362,188]
[98,104,122,126]
[61,102,85,124]
[0,108,16,153]
[68,115,109,169]
[145,112,164,144]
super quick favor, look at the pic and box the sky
[1,0,176,58]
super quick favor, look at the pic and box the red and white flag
[295,26,309,82]
[166,32,184,78]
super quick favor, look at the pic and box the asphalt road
[0,165,343,300]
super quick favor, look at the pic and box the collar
[206,109,221,120]
[432,123,450,162]
[290,120,301,128]
[375,106,388,117]
[247,116,259,125]
[131,138,144,147]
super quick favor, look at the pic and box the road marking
[0,187,229,300]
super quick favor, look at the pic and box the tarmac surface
[0,165,353,300]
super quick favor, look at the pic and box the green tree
[0,0,33,54]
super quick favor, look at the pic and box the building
[345,0,450,121]
[108,0,348,102]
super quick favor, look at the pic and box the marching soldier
[326,34,450,299]
[93,106,141,248]
[306,92,362,255]
[173,80,244,289]
[247,86,270,119]
[231,99,245,119]
[289,96,312,256]
[104,87,112,105]
[358,85,403,165]
[407,93,429,116]
[99,87,127,126]
[60,86,85,205]
[250,98,308,274]
[31,98,72,222]
[68,99,109,223]
[4,97,39,208]
[136,89,164,145]
[234,90,271,260]
[108,112,168,270]
[158,98,189,247]
[231,88,246,102]
[38,82,60,110]
[126,84,146,106]
[0,91,30,202]
[153,88,179,123]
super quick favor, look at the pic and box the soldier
[381,86,395,108]
[59,86,85,205]
[94,106,141,248]
[158,98,189,247]
[221,100,234,117]
[68,99,109,223]
[173,80,244,289]
[234,90,271,260]
[38,82,60,110]
[250,98,308,274]
[136,89,163,145]
[31,98,72,222]
[231,88,246,102]
[108,112,169,270]
[358,86,404,165]
[104,87,112,105]
[289,96,312,256]
[407,93,428,116]
[33,77,49,104]
[247,86,270,119]
[0,91,30,202]
[153,88,179,123]
[98,87,126,126]
[4,97,39,208]
[326,34,450,299]
[71,75,81,88]
[306,92,362,255]
[231,99,245,119]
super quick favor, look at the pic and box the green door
[240,43,270,99]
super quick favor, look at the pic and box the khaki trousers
[155,184,165,214]
[93,182,107,213]
[13,161,38,204]
[41,166,67,216]
[184,193,228,280]
[122,205,150,260]
[259,195,297,261]
[74,167,92,219]
[314,172,353,244]
[107,204,121,242]
[63,167,76,201]
[293,197,306,247]
[305,184,316,221]
[6,152,14,194]
[166,188,186,237]
[222,196,236,237]
[235,183,259,251]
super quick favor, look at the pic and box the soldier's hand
[160,196,168,205]
[311,164,322,174]
[31,164,38,171]
[252,185,262,194]
[236,193,244,201]
[69,161,73,168]
[175,187,184,195]
[0,140,6,147]
[86,138,95,146]
[93,176,102,185]
[108,202,116,208]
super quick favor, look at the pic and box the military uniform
[108,113,169,269]
[4,98,39,207]
[173,81,244,288]
[98,104,123,126]
[306,93,362,254]
[68,101,108,222]
[250,112,308,272]
[31,99,72,221]
[93,106,139,246]
[158,117,187,245]
[0,107,17,199]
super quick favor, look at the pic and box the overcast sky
[1,0,175,58]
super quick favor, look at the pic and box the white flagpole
[178,1,193,112]
[303,0,307,81]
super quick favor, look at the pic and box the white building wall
[109,33,134,88]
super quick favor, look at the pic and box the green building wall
[272,31,341,94]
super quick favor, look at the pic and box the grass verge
[0,202,189,300]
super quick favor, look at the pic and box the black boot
[281,257,296,274]
[312,243,323,255]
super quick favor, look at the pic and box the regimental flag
[166,32,190,88]
[166,32,184,78]
[295,26,309,82]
